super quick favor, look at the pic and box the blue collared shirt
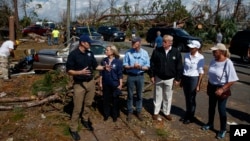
[123,48,150,74]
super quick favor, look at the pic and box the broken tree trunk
[0,96,37,103]
[0,94,61,110]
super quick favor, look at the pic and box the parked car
[229,30,250,62]
[32,41,124,73]
[146,27,202,52]
[75,26,103,41]
[22,25,49,36]
[97,26,126,42]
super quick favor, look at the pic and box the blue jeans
[207,82,228,131]
[126,75,144,114]
[53,37,58,45]
[182,76,199,119]
[47,36,52,46]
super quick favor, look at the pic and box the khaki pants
[69,79,95,131]
[0,56,9,79]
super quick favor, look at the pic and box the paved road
[139,43,250,141]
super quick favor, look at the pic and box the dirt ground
[0,40,239,141]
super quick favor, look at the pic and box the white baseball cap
[187,40,201,48]
[211,43,227,51]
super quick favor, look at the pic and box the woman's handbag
[218,88,231,99]
[217,61,231,99]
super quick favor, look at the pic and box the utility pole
[66,0,71,46]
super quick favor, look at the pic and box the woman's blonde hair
[221,49,231,58]
[107,45,120,59]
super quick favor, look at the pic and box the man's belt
[127,72,144,76]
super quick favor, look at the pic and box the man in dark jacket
[148,35,183,121]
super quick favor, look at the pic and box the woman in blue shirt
[99,45,123,122]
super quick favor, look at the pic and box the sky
[18,0,248,22]
[17,0,195,22]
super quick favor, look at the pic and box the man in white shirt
[0,40,17,80]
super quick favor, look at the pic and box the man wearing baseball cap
[123,36,150,122]
[180,40,204,124]
[66,35,105,140]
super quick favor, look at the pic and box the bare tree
[13,0,19,29]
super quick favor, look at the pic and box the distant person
[46,28,52,46]
[180,40,204,124]
[149,35,182,121]
[99,45,123,122]
[0,40,18,80]
[52,28,60,45]
[216,29,223,43]
[123,37,150,122]
[154,31,163,49]
[66,35,106,141]
[201,43,238,139]
[131,27,136,39]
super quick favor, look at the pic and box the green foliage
[156,128,169,138]
[19,16,32,28]
[32,71,70,95]
[151,0,189,24]
[0,2,13,27]
[11,108,25,121]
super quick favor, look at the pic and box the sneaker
[81,119,94,131]
[127,113,132,122]
[137,113,143,121]
[216,130,227,139]
[163,114,172,121]
[69,129,80,140]
[152,114,162,121]
[201,124,213,131]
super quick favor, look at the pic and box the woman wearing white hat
[180,40,204,124]
[201,43,239,139]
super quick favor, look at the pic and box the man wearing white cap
[180,40,204,124]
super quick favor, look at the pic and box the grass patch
[11,108,25,121]
[32,70,70,95]
[156,128,169,138]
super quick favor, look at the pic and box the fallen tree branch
[0,96,37,103]
[0,94,61,110]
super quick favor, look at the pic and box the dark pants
[182,76,199,119]
[207,82,228,131]
[127,74,144,114]
[103,85,120,119]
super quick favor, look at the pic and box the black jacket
[148,47,183,81]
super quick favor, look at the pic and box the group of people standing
[65,34,238,140]
[46,28,60,46]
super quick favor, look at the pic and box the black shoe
[113,117,117,122]
[137,113,143,121]
[103,116,109,121]
[69,129,80,140]
[81,120,94,131]
[179,117,186,122]
[127,113,132,122]
[183,119,192,124]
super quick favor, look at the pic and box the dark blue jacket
[100,57,123,87]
